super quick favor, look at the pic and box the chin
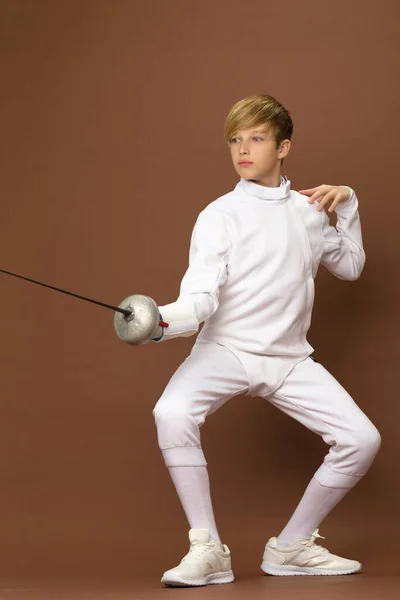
[237,167,257,178]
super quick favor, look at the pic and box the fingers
[317,190,336,211]
[328,198,341,213]
[300,187,325,203]
[300,185,343,213]
[307,188,328,205]
[299,185,329,205]
[299,187,317,196]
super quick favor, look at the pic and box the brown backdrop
[0,0,399,580]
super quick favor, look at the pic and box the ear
[278,139,291,159]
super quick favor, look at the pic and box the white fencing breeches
[153,340,381,489]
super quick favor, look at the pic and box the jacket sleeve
[320,186,366,281]
[153,208,233,343]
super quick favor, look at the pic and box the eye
[230,137,239,143]
[253,137,263,142]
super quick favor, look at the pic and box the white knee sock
[277,477,350,547]
[168,466,220,542]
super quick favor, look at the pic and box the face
[229,124,291,187]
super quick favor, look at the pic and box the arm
[153,208,232,343]
[320,186,366,281]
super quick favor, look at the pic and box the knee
[349,421,382,464]
[152,394,201,451]
[153,397,193,432]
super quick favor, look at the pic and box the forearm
[336,187,365,247]
[152,297,198,343]
[321,187,366,280]
[153,291,218,343]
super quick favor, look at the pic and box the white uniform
[153,177,381,489]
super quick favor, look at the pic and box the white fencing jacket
[155,177,365,395]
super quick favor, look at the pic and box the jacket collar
[236,175,291,203]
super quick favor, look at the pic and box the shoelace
[301,529,329,554]
[182,542,215,562]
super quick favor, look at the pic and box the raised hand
[299,185,351,213]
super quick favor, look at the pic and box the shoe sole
[161,570,235,587]
[261,561,362,576]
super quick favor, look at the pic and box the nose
[239,142,249,155]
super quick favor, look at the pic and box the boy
[149,95,381,586]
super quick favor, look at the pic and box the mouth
[238,161,253,166]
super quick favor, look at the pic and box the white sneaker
[261,529,362,576]
[161,528,234,587]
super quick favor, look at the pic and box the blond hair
[224,94,293,148]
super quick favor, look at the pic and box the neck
[248,172,282,188]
